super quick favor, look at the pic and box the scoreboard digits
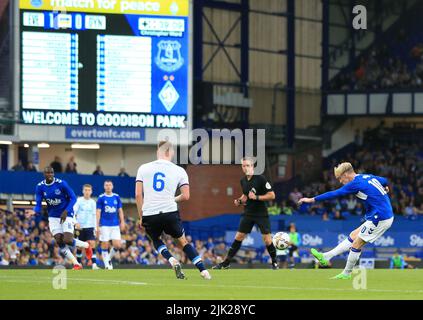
[19,0,191,129]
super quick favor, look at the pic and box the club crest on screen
[155,40,184,72]
[159,81,180,112]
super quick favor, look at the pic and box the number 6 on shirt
[153,172,166,191]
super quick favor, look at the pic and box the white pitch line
[0,275,422,294]
[0,275,147,286]
[154,282,423,294]
[71,278,147,286]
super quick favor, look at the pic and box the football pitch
[0,269,422,300]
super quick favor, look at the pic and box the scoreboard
[18,0,191,130]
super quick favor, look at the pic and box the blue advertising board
[225,231,423,249]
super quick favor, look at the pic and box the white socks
[343,248,362,275]
[323,236,353,261]
[60,246,78,265]
[102,249,111,267]
[73,239,89,249]
[169,257,179,267]
[110,247,117,260]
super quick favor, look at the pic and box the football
[272,232,291,250]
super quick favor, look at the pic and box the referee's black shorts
[238,215,271,234]
[142,211,184,240]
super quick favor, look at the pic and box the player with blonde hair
[298,162,394,279]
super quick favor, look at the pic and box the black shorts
[142,211,184,240]
[76,227,96,241]
[238,215,271,234]
[288,244,298,257]
[277,254,288,262]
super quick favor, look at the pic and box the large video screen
[19,0,191,129]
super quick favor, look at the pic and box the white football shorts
[357,217,394,243]
[99,226,121,242]
[48,217,75,236]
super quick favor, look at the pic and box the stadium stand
[1,126,423,267]
[0,170,136,199]
[0,0,422,272]
[0,208,232,267]
[330,5,423,91]
[287,146,423,219]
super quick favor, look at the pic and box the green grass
[0,268,422,300]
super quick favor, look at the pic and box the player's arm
[73,198,81,230]
[175,168,190,203]
[374,175,390,193]
[118,208,125,231]
[298,182,357,204]
[117,196,125,231]
[135,181,144,225]
[135,181,143,211]
[91,200,97,231]
[61,181,77,223]
[73,198,80,213]
[374,175,388,186]
[135,167,144,227]
[95,208,101,238]
[175,185,190,202]
[96,198,102,238]
[26,185,43,217]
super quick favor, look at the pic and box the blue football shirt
[96,193,122,227]
[34,178,77,218]
[314,174,394,223]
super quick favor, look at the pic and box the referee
[213,157,279,270]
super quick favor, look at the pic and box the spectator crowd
[330,27,423,91]
[273,141,423,221]
[331,47,423,91]
[0,208,236,267]
[3,136,423,267]
[10,155,130,177]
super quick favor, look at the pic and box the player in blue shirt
[26,166,92,269]
[96,180,126,270]
[298,162,394,279]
